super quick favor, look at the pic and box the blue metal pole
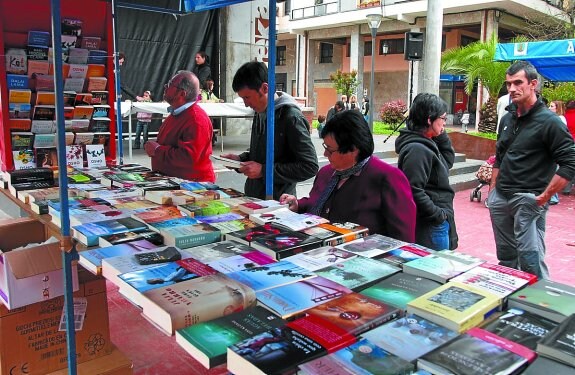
[49,1,77,373]
[265,0,277,199]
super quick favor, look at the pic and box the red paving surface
[108,187,575,374]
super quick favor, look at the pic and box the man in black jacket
[488,61,575,280]
[222,62,319,200]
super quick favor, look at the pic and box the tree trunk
[478,97,497,133]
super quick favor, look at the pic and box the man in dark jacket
[222,62,319,200]
[489,61,575,279]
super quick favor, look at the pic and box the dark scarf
[309,156,371,216]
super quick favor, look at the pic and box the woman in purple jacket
[280,110,416,243]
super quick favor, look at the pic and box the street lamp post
[366,13,382,133]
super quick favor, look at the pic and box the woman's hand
[279,194,298,212]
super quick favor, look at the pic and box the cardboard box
[46,345,133,375]
[0,267,113,375]
[0,218,79,309]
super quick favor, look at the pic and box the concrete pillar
[422,0,443,95]
[296,33,307,99]
[349,25,364,101]
[307,39,317,108]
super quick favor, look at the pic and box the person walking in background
[144,70,215,182]
[361,97,370,123]
[280,110,416,242]
[192,51,211,89]
[316,114,326,138]
[340,94,350,110]
[221,61,318,199]
[488,61,575,279]
[133,90,153,149]
[326,100,345,122]
[395,93,458,250]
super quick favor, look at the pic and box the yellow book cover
[35,91,55,105]
[407,281,500,333]
[9,89,32,104]
[73,105,94,120]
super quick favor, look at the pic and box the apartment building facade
[272,0,569,119]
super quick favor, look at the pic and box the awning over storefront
[494,39,575,82]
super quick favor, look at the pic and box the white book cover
[249,208,329,231]
[31,120,56,134]
[33,133,57,148]
[63,77,85,92]
[12,150,36,169]
[68,63,88,78]
[85,144,106,168]
[66,145,84,168]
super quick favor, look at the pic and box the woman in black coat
[192,51,211,89]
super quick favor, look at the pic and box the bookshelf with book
[0,0,117,172]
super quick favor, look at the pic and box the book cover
[302,292,402,337]
[32,104,56,120]
[209,218,258,235]
[225,223,289,246]
[251,230,325,260]
[403,250,486,283]
[299,337,415,375]
[313,222,370,247]
[225,260,316,292]
[8,118,31,131]
[175,306,286,369]
[180,240,251,263]
[78,240,159,275]
[374,243,434,268]
[86,63,106,78]
[83,186,142,200]
[418,329,532,375]
[249,208,329,231]
[132,205,185,224]
[256,276,353,320]
[5,48,27,74]
[406,281,501,333]
[65,145,84,168]
[85,144,106,168]
[33,133,57,148]
[73,217,149,246]
[207,250,275,273]
[193,212,245,224]
[118,260,212,294]
[314,256,401,292]
[338,233,407,259]
[11,132,34,150]
[536,312,575,366]
[227,325,329,375]
[360,272,442,310]
[507,279,575,323]
[12,150,36,169]
[141,273,257,334]
[237,200,286,214]
[521,355,575,374]
[6,167,53,185]
[31,120,57,134]
[177,200,232,217]
[19,185,63,204]
[90,90,109,105]
[362,313,459,362]
[99,229,164,247]
[154,219,222,249]
[9,102,31,118]
[481,308,558,350]
[283,246,357,271]
[8,180,55,198]
[9,88,31,103]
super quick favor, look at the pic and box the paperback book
[507,279,575,323]
[78,240,159,274]
[225,260,316,292]
[310,222,369,247]
[256,276,353,320]
[151,217,221,249]
[360,272,442,311]
[481,307,558,350]
[361,313,460,362]
[141,273,257,334]
[236,200,286,214]
[72,217,149,246]
[98,229,164,247]
[180,240,251,263]
[175,306,285,369]
[283,246,357,271]
[206,250,275,273]
[314,256,401,292]
[403,250,486,283]
[536,312,575,366]
[406,281,501,333]
[225,223,289,246]
[337,233,407,259]
[209,218,258,235]
[298,337,415,375]
[374,243,434,268]
[417,327,535,375]
[249,208,329,231]
[177,200,232,217]
[251,230,325,260]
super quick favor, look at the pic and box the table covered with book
[1,164,575,375]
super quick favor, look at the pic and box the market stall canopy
[494,39,575,82]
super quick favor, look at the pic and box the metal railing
[291,1,339,19]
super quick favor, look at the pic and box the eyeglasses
[164,78,185,91]
[322,143,339,155]
[438,115,447,121]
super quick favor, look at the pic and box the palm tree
[441,34,510,133]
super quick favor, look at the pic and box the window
[442,35,446,51]
[346,43,350,58]
[461,35,477,47]
[276,46,286,66]
[364,41,372,56]
[380,38,404,55]
[320,43,333,63]
[284,0,291,16]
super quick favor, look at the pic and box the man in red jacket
[144,71,215,182]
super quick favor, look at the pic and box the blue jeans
[427,220,450,251]
[134,121,150,147]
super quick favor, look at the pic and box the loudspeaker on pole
[404,31,424,61]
